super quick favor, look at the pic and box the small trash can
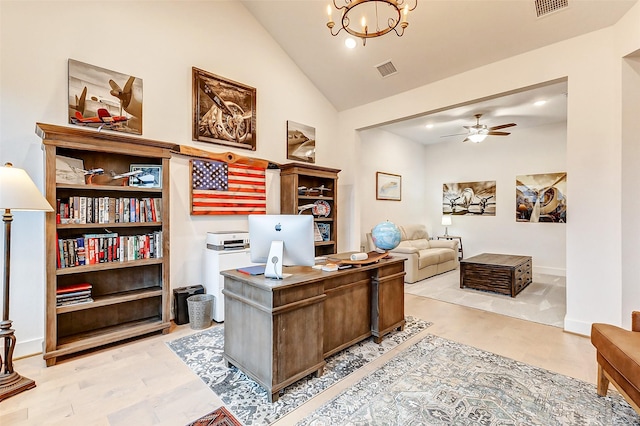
[186,294,214,330]
[173,285,205,325]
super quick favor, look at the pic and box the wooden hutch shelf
[280,163,340,257]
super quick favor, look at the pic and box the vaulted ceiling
[243,0,635,111]
[243,0,635,144]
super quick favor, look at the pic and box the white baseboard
[533,266,566,277]
[563,317,591,337]
[15,337,43,360]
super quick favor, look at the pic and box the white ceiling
[376,79,568,144]
[242,0,635,143]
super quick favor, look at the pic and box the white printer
[205,231,249,251]
[203,231,255,322]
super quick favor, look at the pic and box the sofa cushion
[400,224,430,241]
[591,323,640,398]
[398,239,430,251]
[418,248,455,268]
[418,249,441,268]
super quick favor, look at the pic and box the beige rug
[298,334,638,425]
[405,269,566,327]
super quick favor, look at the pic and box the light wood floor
[2,295,597,425]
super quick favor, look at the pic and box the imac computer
[248,214,316,279]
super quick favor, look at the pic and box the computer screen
[248,214,315,275]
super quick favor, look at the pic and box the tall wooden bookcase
[280,163,340,257]
[37,123,173,366]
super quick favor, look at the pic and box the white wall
[424,122,567,274]
[340,2,640,335]
[621,51,640,329]
[358,128,427,247]
[0,1,341,357]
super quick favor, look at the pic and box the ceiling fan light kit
[468,132,488,143]
[463,114,516,143]
[326,0,417,46]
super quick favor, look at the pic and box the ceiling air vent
[535,0,568,18]
[375,60,398,78]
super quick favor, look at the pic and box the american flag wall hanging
[190,159,266,215]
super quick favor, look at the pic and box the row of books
[57,196,162,225]
[57,231,163,269]
[56,282,93,307]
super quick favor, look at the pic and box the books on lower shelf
[57,231,163,268]
[56,282,93,306]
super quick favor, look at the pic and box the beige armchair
[367,224,458,283]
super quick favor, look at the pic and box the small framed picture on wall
[376,172,401,201]
[286,120,316,163]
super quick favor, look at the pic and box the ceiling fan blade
[440,132,467,138]
[487,131,510,136]
[489,123,516,130]
[462,137,470,143]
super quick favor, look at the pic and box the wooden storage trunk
[460,253,532,297]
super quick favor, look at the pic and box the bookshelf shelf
[55,257,164,275]
[56,287,163,314]
[46,318,168,361]
[298,195,335,202]
[56,221,162,230]
[314,240,336,247]
[38,123,172,366]
[57,183,163,194]
[280,163,340,257]
[314,217,334,223]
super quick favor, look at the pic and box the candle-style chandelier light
[326,0,417,46]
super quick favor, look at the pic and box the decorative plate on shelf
[312,200,331,217]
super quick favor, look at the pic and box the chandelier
[326,0,417,46]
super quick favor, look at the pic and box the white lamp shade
[441,215,452,226]
[0,164,53,211]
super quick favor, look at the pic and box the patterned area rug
[298,334,640,425]
[167,316,431,425]
[188,406,242,426]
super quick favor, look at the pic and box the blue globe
[371,221,401,251]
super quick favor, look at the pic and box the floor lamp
[0,162,53,401]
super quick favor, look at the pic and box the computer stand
[265,240,284,279]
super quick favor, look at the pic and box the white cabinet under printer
[204,231,256,322]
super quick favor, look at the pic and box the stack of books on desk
[56,283,93,306]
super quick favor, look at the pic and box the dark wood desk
[221,257,405,402]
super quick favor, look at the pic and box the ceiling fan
[443,114,517,143]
